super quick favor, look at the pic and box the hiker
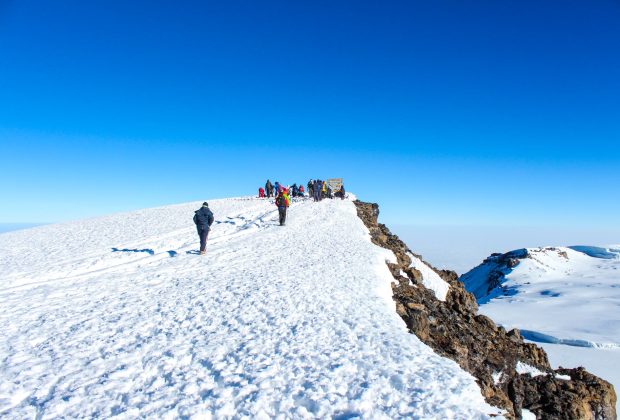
[299,185,305,197]
[274,181,281,195]
[258,187,265,198]
[193,202,214,255]
[321,180,327,199]
[275,188,290,226]
[313,180,320,202]
[338,184,346,199]
[307,179,314,198]
[327,186,333,199]
[265,179,274,198]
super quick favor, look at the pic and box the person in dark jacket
[265,179,274,198]
[313,180,320,202]
[193,202,214,255]
[338,184,346,200]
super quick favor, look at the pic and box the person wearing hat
[193,202,214,255]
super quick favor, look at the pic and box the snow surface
[462,246,620,413]
[521,409,536,420]
[0,197,501,418]
[408,253,450,301]
[515,362,547,378]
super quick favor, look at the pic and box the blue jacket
[193,206,214,227]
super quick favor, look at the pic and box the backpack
[275,195,283,206]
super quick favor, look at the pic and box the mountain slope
[461,246,620,414]
[461,246,620,349]
[0,197,500,418]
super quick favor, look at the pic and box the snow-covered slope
[461,246,620,411]
[0,197,501,418]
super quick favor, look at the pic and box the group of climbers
[261,178,346,226]
[261,180,306,198]
[307,179,345,202]
[261,179,345,202]
[194,179,346,254]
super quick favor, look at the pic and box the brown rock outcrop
[354,200,616,419]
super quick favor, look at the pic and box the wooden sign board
[327,178,343,191]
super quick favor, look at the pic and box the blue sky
[1,0,619,227]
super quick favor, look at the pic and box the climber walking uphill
[275,188,290,226]
[193,202,214,255]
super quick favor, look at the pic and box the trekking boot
[200,250,206,255]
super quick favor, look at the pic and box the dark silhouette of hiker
[313,180,320,202]
[193,202,214,255]
[338,184,346,199]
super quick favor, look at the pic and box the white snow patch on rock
[492,371,503,385]
[516,361,547,378]
[408,253,450,301]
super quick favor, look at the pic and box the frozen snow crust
[0,197,499,418]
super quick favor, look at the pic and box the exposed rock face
[354,201,617,419]
[465,249,528,299]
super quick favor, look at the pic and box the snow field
[472,247,620,349]
[0,197,501,418]
[465,246,620,413]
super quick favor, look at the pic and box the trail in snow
[0,197,500,418]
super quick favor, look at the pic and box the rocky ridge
[354,201,617,419]
[461,247,569,301]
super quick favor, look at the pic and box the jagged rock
[521,368,617,419]
[353,200,617,419]
[507,258,521,268]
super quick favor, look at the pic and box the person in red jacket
[275,188,290,226]
[258,187,265,198]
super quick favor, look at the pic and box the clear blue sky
[1,0,619,227]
